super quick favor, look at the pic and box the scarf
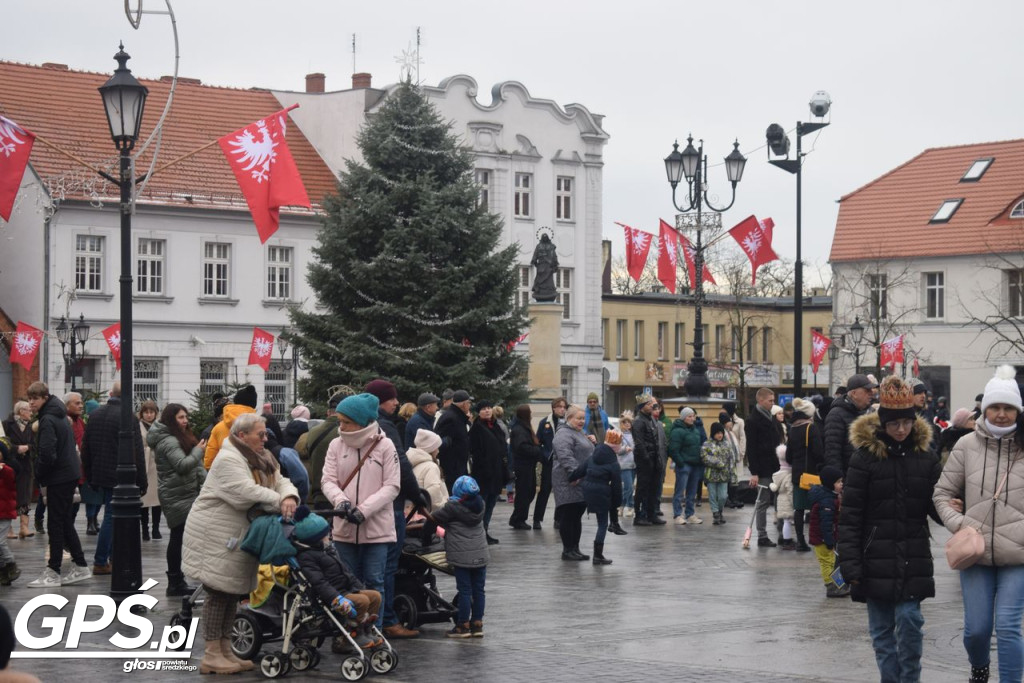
[587,406,606,443]
[339,422,379,450]
[984,419,1016,439]
[228,434,278,488]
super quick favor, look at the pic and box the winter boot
[86,517,98,536]
[969,665,990,682]
[573,545,590,561]
[34,517,45,535]
[795,534,811,552]
[561,547,586,561]
[18,514,33,538]
[470,620,484,637]
[152,508,162,539]
[592,542,612,565]
[198,638,242,675]
[141,519,150,541]
[608,510,628,535]
[712,512,722,525]
[220,639,254,671]
[0,563,16,585]
[166,572,196,597]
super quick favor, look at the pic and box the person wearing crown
[837,376,942,683]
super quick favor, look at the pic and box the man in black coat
[533,397,567,529]
[823,374,876,474]
[631,393,666,526]
[744,387,784,547]
[25,382,91,587]
[404,393,440,448]
[436,390,473,494]
[81,382,146,575]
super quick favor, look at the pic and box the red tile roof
[0,60,337,214]
[830,139,1024,262]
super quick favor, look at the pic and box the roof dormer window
[1011,199,1024,219]
[930,199,963,223]
[961,158,993,182]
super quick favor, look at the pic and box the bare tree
[955,238,1024,361]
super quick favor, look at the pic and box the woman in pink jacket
[321,393,400,630]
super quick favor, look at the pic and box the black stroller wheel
[370,648,399,674]
[167,613,193,651]
[231,611,263,661]
[340,655,368,681]
[393,594,418,629]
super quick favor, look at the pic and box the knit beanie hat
[451,475,480,501]
[981,366,1024,412]
[587,392,600,402]
[84,399,101,415]
[290,405,310,420]
[820,465,843,492]
[876,376,916,426]
[710,423,724,439]
[770,404,784,417]
[680,407,695,419]
[363,379,398,404]
[414,428,442,453]
[791,397,816,418]
[292,506,330,544]
[234,385,258,409]
[951,408,973,430]
[604,429,622,446]
[718,410,732,425]
[337,393,380,427]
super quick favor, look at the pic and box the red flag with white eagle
[102,322,122,370]
[616,222,653,283]
[879,334,904,370]
[674,226,716,287]
[248,327,275,370]
[8,321,43,370]
[758,217,775,244]
[810,329,832,374]
[219,107,310,244]
[657,219,679,293]
[0,116,36,222]
[728,215,779,285]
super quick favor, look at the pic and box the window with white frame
[1008,270,1024,317]
[265,361,290,418]
[560,366,575,403]
[674,323,685,361]
[475,169,490,210]
[202,242,231,297]
[266,246,293,301]
[657,322,668,360]
[1011,199,1024,219]
[633,321,644,360]
[869,273,888,319]
[924,272,944,319]
[555,176,573,221]
[616,320,627,358]
[517,266,530,308]
[199,359,229,396]
[135,238,165,296]
[133,359,162,405]
[514,172,532,218]
[75,235,104,292]
[555,268,572,319]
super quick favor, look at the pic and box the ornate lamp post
[664,135,746,397]
[98,43,148,601]
[55,314,90,392]
[849,316,865,375]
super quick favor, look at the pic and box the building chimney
[352,72,372,89]
[305,73,325,93]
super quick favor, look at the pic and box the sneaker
[623,507,634,518]
[686,515,703,525]
[470,620,484,638]
[650,516,667,525]
[62,564,93,585]
[757,537,778,548]
[446,623,472,638]
[28,567,61,588]
[674,516,687,525]
[633,518,652,526]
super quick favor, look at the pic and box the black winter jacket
[538,414,562,460]
[570,444,622,515]
[436,405,471,485]
[632,409,660,470]
[404,409,435,449]
[294,541,365,606]
[786,418,825,487]
[510,420,543,470]
[823,395,866,473]
[745,408,783,478]
[81,398,146,491]
[282,420,308,449]
[468,419,509,496]
[377,408,420,507]
[837,413,941,604]
[32,396,80,487]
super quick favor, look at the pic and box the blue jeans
[453,566,486,624]
[93,487,115,566]
[672,463,703,519]
[961,564,1024,681]
[706,481,728,514]
[334,542,389,628]
[382,505,406,628]
[620,469,635,508]
[866,599,924,683]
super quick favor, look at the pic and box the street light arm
[701,182,739,213]
[669,182,698,214]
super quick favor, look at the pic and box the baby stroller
[392,514,458,629]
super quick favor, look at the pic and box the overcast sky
[6,1,1024,281]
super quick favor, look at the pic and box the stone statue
[530,234,559,302]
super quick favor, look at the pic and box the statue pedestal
[528,302,563,404]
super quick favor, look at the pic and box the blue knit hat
[292,506,330,544]
[336,393,379,427]
[451,475,480,502]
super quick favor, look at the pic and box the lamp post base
[683,357,711,398]
[109,484,143,601]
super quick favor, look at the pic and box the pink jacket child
[321,394,401,544]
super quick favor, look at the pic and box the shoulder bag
[945,466,1010,570]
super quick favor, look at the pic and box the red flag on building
[677,229,717,287]
[248,327,275,370]
[102,322,122,370]
[657,219,679,293]
[8,321,43,370]
[912,356,920,377]
[0,116,36,222]
[616,222,653,283]
[879,334,904,370]
[728,215,779,285]
[219,107,310,244]
[810,329,832,374]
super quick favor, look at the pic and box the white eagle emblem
[14,331,39,356]
[252,336,273,358]
[225,117,286,184]
[0,116,29,158]
[107,331,121,351]
[630,230,651,256]
[812,336,827,357]
[661,234,677,267]
[741,231,763,258]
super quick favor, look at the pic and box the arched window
[1011,199,1024,219]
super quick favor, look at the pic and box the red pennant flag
[728,215,779,285]
[506,332,528,352]
[912,357,920,378]
[616,222,653,283]
[219,107,311,244]
[102,322,122,370]
[0,116,36,222]
[879,335,904,370]
[8,321,43,370]
[757,217,775,245]
[810,330,832,374]
[657,219,679,293]
[248,327,275,370]
[677,229,716,287]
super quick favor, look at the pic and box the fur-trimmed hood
[849,412,933,459]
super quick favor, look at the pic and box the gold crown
[635,392,654,405]
[878,377,914,411]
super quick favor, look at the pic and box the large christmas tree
[288,82,529,408]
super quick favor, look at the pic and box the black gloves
[347,508,365,525]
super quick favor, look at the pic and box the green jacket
[146,420,206,529]
[299,416,339,508]
[667,419,702,468]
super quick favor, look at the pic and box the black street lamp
[98,43,148,602]
[664,135,746,397]
[55,314,90,392]
[849,316,864,375]
[766,91,831,396]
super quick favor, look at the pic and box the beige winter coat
[182,437,298,594]
[934,420,1024,567]
[140,423,160,508]
[406,447,448,512]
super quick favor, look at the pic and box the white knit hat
[414,428,442,453]
[791,397,816,418]
[981,365,1023,412]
